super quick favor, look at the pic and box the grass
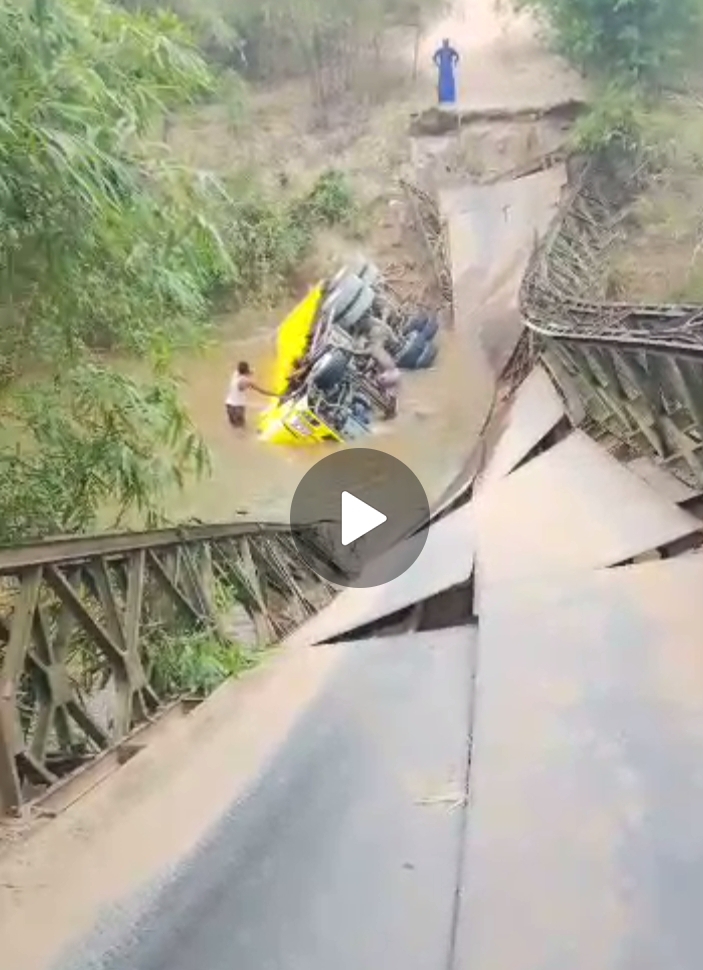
[601,90,703,304]
[147,629,256,698]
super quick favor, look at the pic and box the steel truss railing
[521,154,703,487]
[0,520,337,816]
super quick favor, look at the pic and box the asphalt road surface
[58,628,476,970]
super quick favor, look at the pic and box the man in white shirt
[225,361,275,428]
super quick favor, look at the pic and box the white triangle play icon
[341,491,387,546]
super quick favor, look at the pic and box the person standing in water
[378,365,401,420]
[225,361,275,429]
[433,38,460,105]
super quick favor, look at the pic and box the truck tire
[309,349,349,391]
[336,283,375,331]
[323,274,375,331]
[395,330,427,369]
[357,260,380,286]
[416,340,438,369]
[343,256,380,287]
[404,313,439,341]
[322,274,364,320]
[420,316,439,340]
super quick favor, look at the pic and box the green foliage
[0,364,210,542]
[0,0,221,541]
[517,0,702,80]
[292,170,358,227]
[570,83,649,153]
[0,0,356,358]
[147,630,252,697]
[219,170,357,297]
[269,0,445,80]
[0,0,355,542]
[125,0,447,77]
[121,0,245,64]
[0,0,225,369]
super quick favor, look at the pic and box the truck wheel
[342,256,380,287]
[405,313,439,340]
[337,284,375,331]
[322,274,364,320]
[309,349,349,391]
[357,260,381,286]
[323,274,375,332]
[421,317,439,340]
[395,331,427,369]
[416,341,438,369]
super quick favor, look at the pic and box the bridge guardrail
[0,520,337,817]
[521,153,703,489]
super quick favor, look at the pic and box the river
[161,0,583,527]
[166,301,474,523]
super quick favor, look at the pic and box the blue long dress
[433,43,460,104]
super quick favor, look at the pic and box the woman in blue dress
[433,39,460,105]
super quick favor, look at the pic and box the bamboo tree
[0,0,370,542]
[0,0,219,541]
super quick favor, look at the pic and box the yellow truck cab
[258,259,439,446]
[258,285,343,445]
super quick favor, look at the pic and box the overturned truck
[258,258,440,445]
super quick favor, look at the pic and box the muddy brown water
[155,0,585,529]
[166,302,476,524]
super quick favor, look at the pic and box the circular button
[290,449,430,588]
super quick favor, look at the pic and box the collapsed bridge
[3,143,703,970]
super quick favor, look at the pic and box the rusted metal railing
[522,154,703,489]
[0,521,336,817]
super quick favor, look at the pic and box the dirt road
[422,0,582,110]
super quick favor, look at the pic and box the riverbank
[157,0,585,524]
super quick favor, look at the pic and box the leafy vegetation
[147,629,253,696]
[514,0,703,154]
[0,365,209,542]
[219,169,357,299]
[537,0,703,309]
[229,0,447,76]
[0,0,219,370]
[0,0,355,544]
[517,0,702,81]
[569,82,650,154]
[122,0,447,105]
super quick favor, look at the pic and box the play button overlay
[341,491,387,546]
[290,449,430,588]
